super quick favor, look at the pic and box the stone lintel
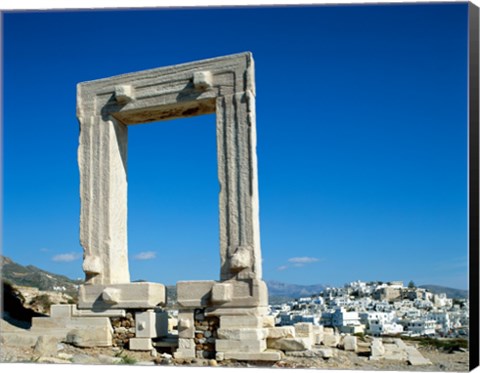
[78,283,166,309]
[77,52,255,119]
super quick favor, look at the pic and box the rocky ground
[0,318,469,371]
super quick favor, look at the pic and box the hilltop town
[267,280,469,339]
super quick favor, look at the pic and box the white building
[413,298,433,310]
[406,319,436,336]
[332,307,361,328]
[433,293,453,309]
[428,311,451,334]
[330,296,353,308]
[359,311,403,336]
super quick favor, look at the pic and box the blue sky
[2,3,469,289]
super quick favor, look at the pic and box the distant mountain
[1,255,82,296]
[1,256,468,303]
[266,280,326,299]
[420,284,468,299]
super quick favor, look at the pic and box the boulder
[33,335,60,357]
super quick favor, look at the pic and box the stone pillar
[217,90,262,282]
[78,115,129,285]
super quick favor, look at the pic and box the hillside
[420,284,468,300]
[266,280,326,299]
[1,256,82,296]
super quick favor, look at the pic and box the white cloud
[52,252,81,262]
[40,248,50,252]
[134,251,156,260]
[288,257,319,264]
[277,265,289,271]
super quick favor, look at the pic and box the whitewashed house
[406,319,436,336]
[428,311,451,335]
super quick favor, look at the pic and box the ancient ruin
[27,52,281,361]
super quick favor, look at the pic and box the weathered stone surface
[50,304,73,318]
[223,350,282,361]
[77,115,129,285]
[32,315,112,331]
[343,335,358,352]
[129,337,153,351]
[294,322,313,337]
[72,307,126,318]
[58,352,74,360]
[78,282,166,309]
[323,327,334,334]
[33,335,61,357]
[285,350,317,358]
[66,326,112,347]
[267,326,295,339]
[220,315,264,328]
[322,333,340,347]
[267,337,312,351]
[174,348,196,359]
[31,314,114,348]
[37,357,72,364]
[102,287,122,304]
[216,339,266,353]
[211,283,233,303]
[135,310,168,338]
[263,316,275,328]
[314,332,324,345]
[203,280,269,310]
[0,332,41,347]
[98,354,123,364]
[217,328,268,340]
[71,354,101,364]
[370,338,385,358]
[178,311,195,339]
[114,84,135,103]
[405,345,432,366]
[135,361,156,366]
[207,305,269,317]
[316,347,334,358]
[178,338,195,350]
[294,322,314,344]
[395,338,408,349]
[230,247,252,271]
[176,281,214,308]
[193,71,213,90]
